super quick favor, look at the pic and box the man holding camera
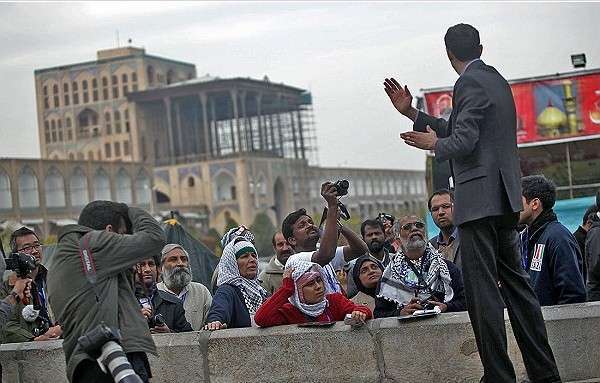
[282,181,368,293]
[135,257,192,333]
[47,201,166,383]
[0,227,61,343]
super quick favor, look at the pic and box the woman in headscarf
[350,255,385,311]
[204,238,267,330]
[254,260,372,327]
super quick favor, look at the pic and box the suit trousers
[459,213,561,383]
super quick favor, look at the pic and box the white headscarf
[285,259,333,318]
[217,240,267,315]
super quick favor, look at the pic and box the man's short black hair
[281,208,308,242]
[428,188,455,211]
[444,23,481,61]
[521,175,556,210]
[360,219,384,238]
[583,205,599,224]
[271,232,281,248]
[10,227,39,253]
[78,200,132,233]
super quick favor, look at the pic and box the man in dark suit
[383,24,560,382]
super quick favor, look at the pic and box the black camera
[78,323,143,382]
[148,313,165,328]
[32,319,50,338]
[333,179,350,197]
[4,252,37,278]
[78,322,122,359]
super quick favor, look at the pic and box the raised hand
[384,78,413,116]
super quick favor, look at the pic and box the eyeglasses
[17,243,42,253]
[401,221,425,231]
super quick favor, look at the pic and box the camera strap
[79,232,102,303]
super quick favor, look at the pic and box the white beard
[162,265,192,291]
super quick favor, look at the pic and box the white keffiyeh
[217,240,267,315]
[285,259,333,318]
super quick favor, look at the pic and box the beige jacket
[157,281,212,330]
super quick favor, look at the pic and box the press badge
[530,244,545,272]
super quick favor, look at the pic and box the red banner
[423,72,600,144]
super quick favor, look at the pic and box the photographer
[586,191,600,301]
[47,201,166,383]
[135,257,192,333]
[0,227,61,343]
[282,181,368,293]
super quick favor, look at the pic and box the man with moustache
[375,215,465,318]
[384,23,560,382]
[259,232,294,295]
[156,244,212,331]
[428,189,461,267]
[135,257,192,333]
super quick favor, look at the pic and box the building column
[253,92,263,151]
[239,90,248,152]
[199,92,211,158]
[230,89,239,153]
[174,99,184,160]
[296,109,306,160]
[289,100,299,159]
[210,97,220,156]
[163,97,175,165]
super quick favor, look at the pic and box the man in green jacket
[47,201,166,383]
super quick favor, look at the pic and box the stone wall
[2,302,600,383]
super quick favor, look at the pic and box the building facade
[34,46,196,163]
[23,47,426,235]
[0,158,153,237]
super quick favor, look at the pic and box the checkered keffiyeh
[217,240,267,315]
[220,226,255,249]
[285,259,332,318]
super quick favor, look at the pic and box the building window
[135,170,151,204]
[51,120,57,142]
[114,142,121,157]
[214,172,236,201]
[82,80,89,103]
[131,72,138,91]
[115,168,132,203]
[92,78,98,102]
[43,85,49,109]
[147,66,154,85]
[102,76,109,100]
[67,129,72,141]
[93,169,111,200]
[111,75,119,98]
[0,171,12,209]
[124,109,130,132]
[114,110,121,133]
[105,143,112,158]
[18,167,39,208]
[53,84,59,108]
[166,70,174,85]
[122,73,128,96]
[44,120,50,143]
[187,176,195,187]
[70,167,88,207]
[58,119,63,141]
[123,141,130,156]
[105,112,112,135]
[72,81,79,104]
[44,167,66,208]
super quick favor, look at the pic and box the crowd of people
[3,22,600,383]
[1,176,598,382]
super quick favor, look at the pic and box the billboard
[423,72,600,144]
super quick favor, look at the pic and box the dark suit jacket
[414,60,522,226]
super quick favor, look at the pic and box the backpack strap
[79,232,102,302]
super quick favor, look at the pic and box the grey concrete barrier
[2,302,600,382]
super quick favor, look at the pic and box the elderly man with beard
[259,232,294,295]
[156,244,212,331]
[135,258,192,333]
[375,215,466,318]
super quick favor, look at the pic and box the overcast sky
[1,1,599,170]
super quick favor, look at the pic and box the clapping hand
[384,78,413,116]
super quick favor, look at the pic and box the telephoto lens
[98,341,144,383]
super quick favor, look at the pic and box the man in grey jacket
[47,201,166,383]
[384,23,559,383]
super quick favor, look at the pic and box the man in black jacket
[573,205,598,280]
[384,23,559,383]
[136,258,192,333]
